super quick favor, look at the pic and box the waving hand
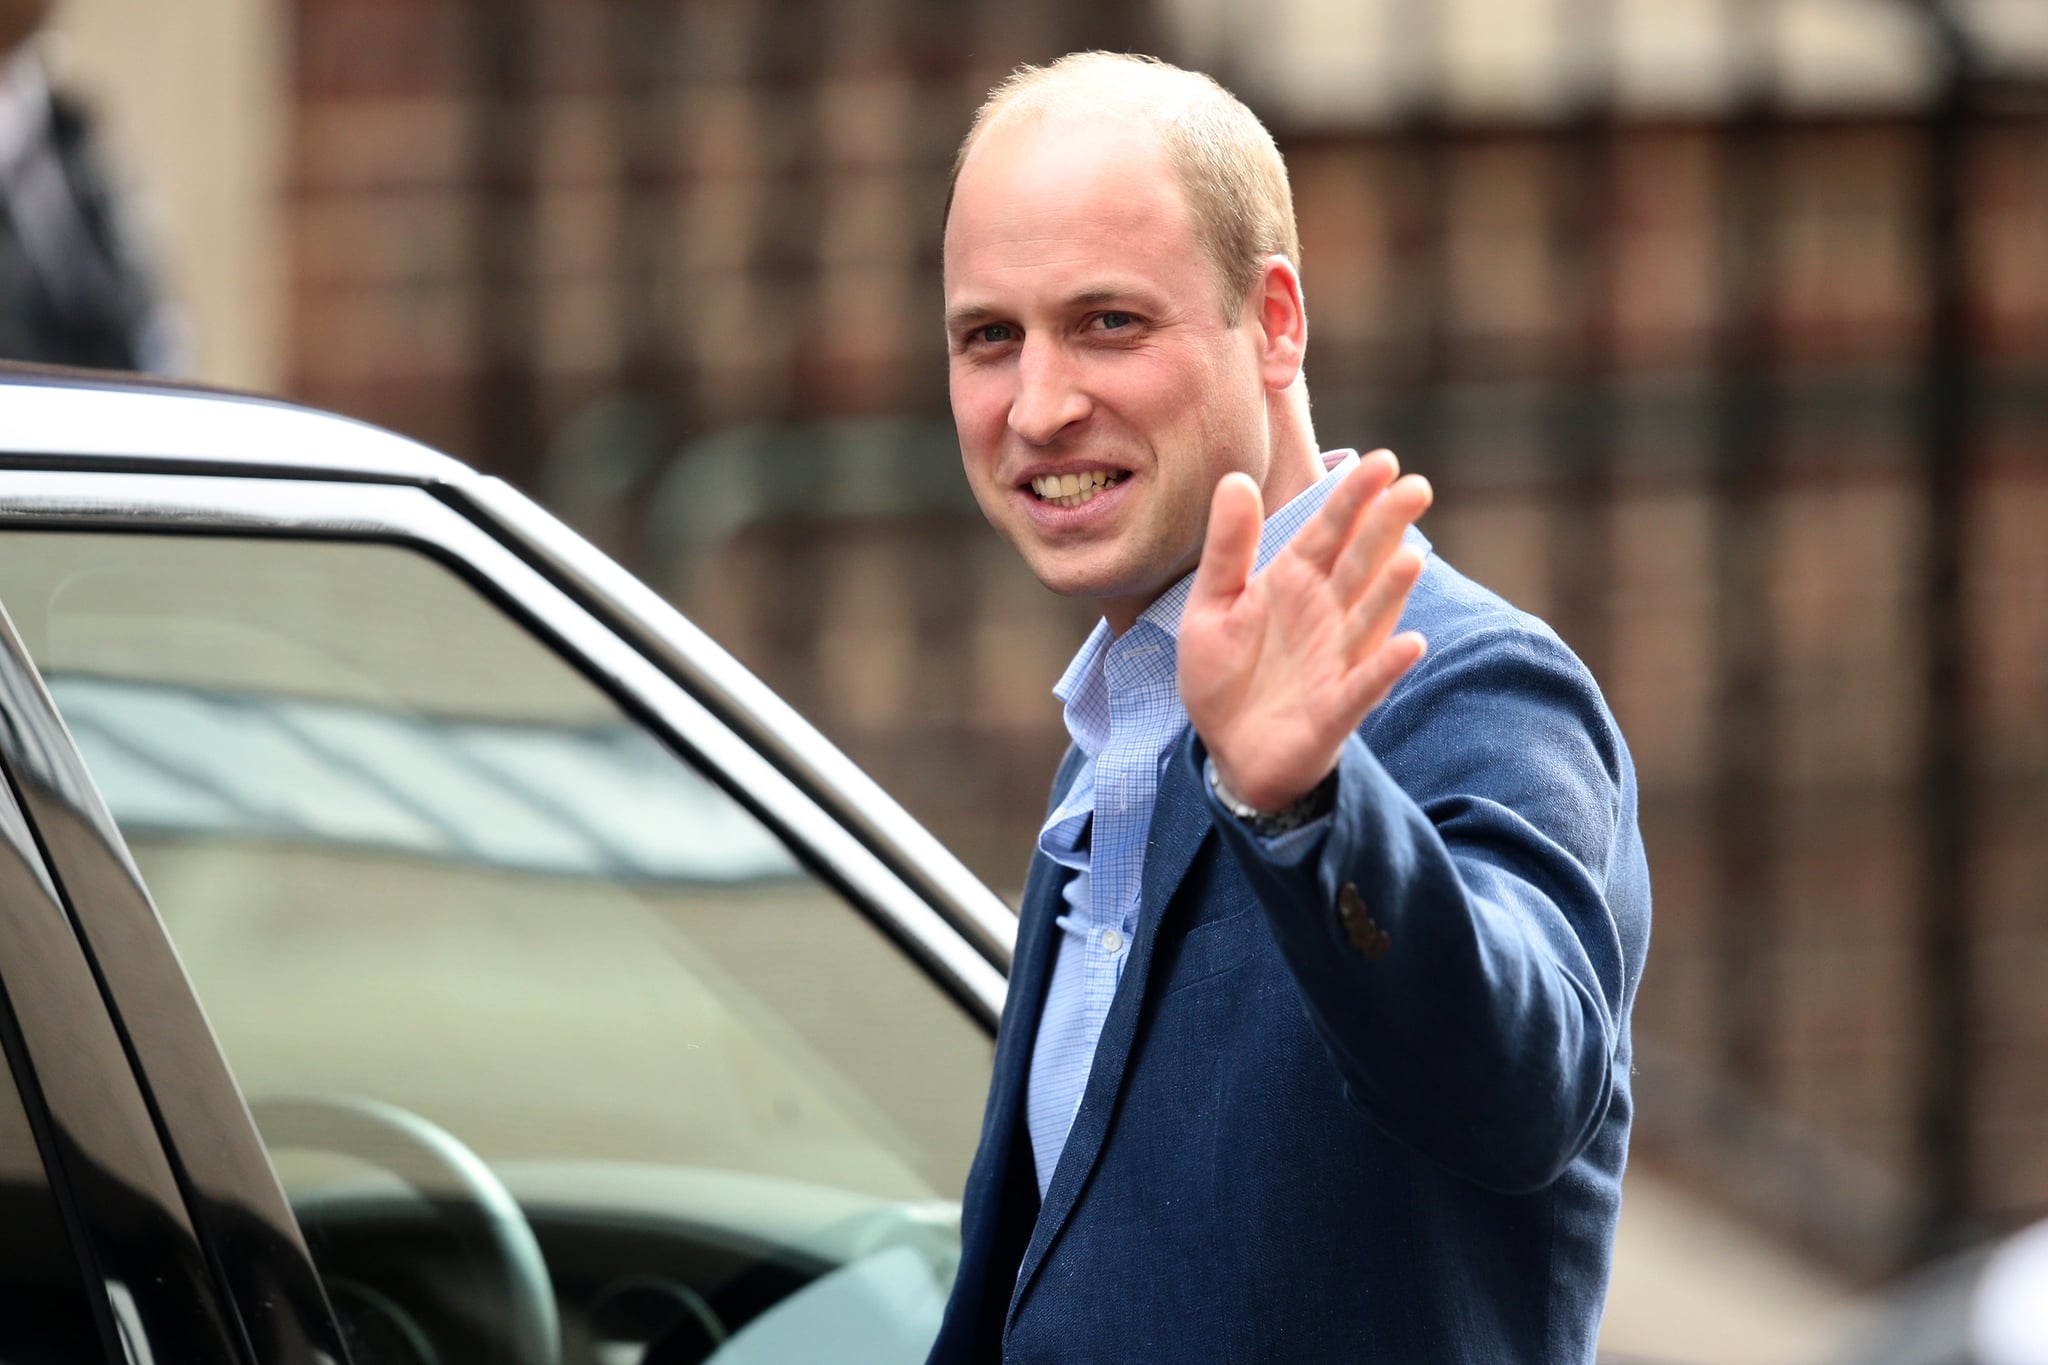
[1178,450,1434,814]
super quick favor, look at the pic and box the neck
[1102,600,1146,637]
[1098,418,1326,638]
[1261,384,1324,513]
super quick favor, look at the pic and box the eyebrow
[944,284,1163,335]
[944,303,1001,335]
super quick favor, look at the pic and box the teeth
[1030,470,1122,507]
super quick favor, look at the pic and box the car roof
[0,364,469,485]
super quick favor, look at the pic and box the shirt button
[1100,928,1124,955]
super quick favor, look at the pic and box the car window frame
[0,460,1011,1363]
[440,471,1018,976]
[0,378,1017,980]
[0,467,1007,1022]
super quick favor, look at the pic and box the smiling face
[944,113,1313,632]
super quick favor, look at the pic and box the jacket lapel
[1007,731,1215,1326]
[979,838,1070,1175]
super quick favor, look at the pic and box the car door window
[0,1012,107,1362]
[0,530,993,1365]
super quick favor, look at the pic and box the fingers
[1289,450,1397,572]
[1330,472,1433,602]
[1345,544,1426,664]
[1189,471,1265,607]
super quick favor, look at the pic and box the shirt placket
[1093,637,1170,992]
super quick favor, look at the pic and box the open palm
[1178,450,1434,814]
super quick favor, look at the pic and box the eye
[1093,312,1136,332]
[972,323,1017,346]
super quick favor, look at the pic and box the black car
[0,365,1013,1365]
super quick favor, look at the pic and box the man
[0,0,180,372]
[930,52,1650,1364]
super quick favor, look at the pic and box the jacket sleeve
[1197,611,1649,1194]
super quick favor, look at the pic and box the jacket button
[1337,883,1392,959]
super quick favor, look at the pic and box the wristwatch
[1205,758,1338,837]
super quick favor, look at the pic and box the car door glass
[0,530,993,1365]
[0,1020,107,1362]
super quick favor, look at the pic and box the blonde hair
[946,52,1299,324]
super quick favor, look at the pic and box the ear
[1251,255,1307,392]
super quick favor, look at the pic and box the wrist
[1206,758,1337,836]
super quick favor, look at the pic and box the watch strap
[1206,758,1337,837]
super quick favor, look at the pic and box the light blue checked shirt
[1024,451,1359,1196]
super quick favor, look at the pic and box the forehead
[943,114,1205,303]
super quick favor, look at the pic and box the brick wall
[287,0,1152,475]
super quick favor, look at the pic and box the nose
[1008,339,1090,446]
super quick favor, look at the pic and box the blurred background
[12,0,2048,1359]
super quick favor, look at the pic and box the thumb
[1189,472,1263,608]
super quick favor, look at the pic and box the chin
[1020,556,1112,601]
[1003,525,1184,612]
[1021,555,1158,611]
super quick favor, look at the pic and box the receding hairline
[959,56,1211,159]
[944,53,1300,322]
[949,55,1231,215]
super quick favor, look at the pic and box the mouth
[1027,469,1130,509]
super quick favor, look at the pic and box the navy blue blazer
[929,541,1653,1364]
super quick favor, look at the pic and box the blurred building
[59,0,2048,1328]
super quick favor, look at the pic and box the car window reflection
[51,676,796,882]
